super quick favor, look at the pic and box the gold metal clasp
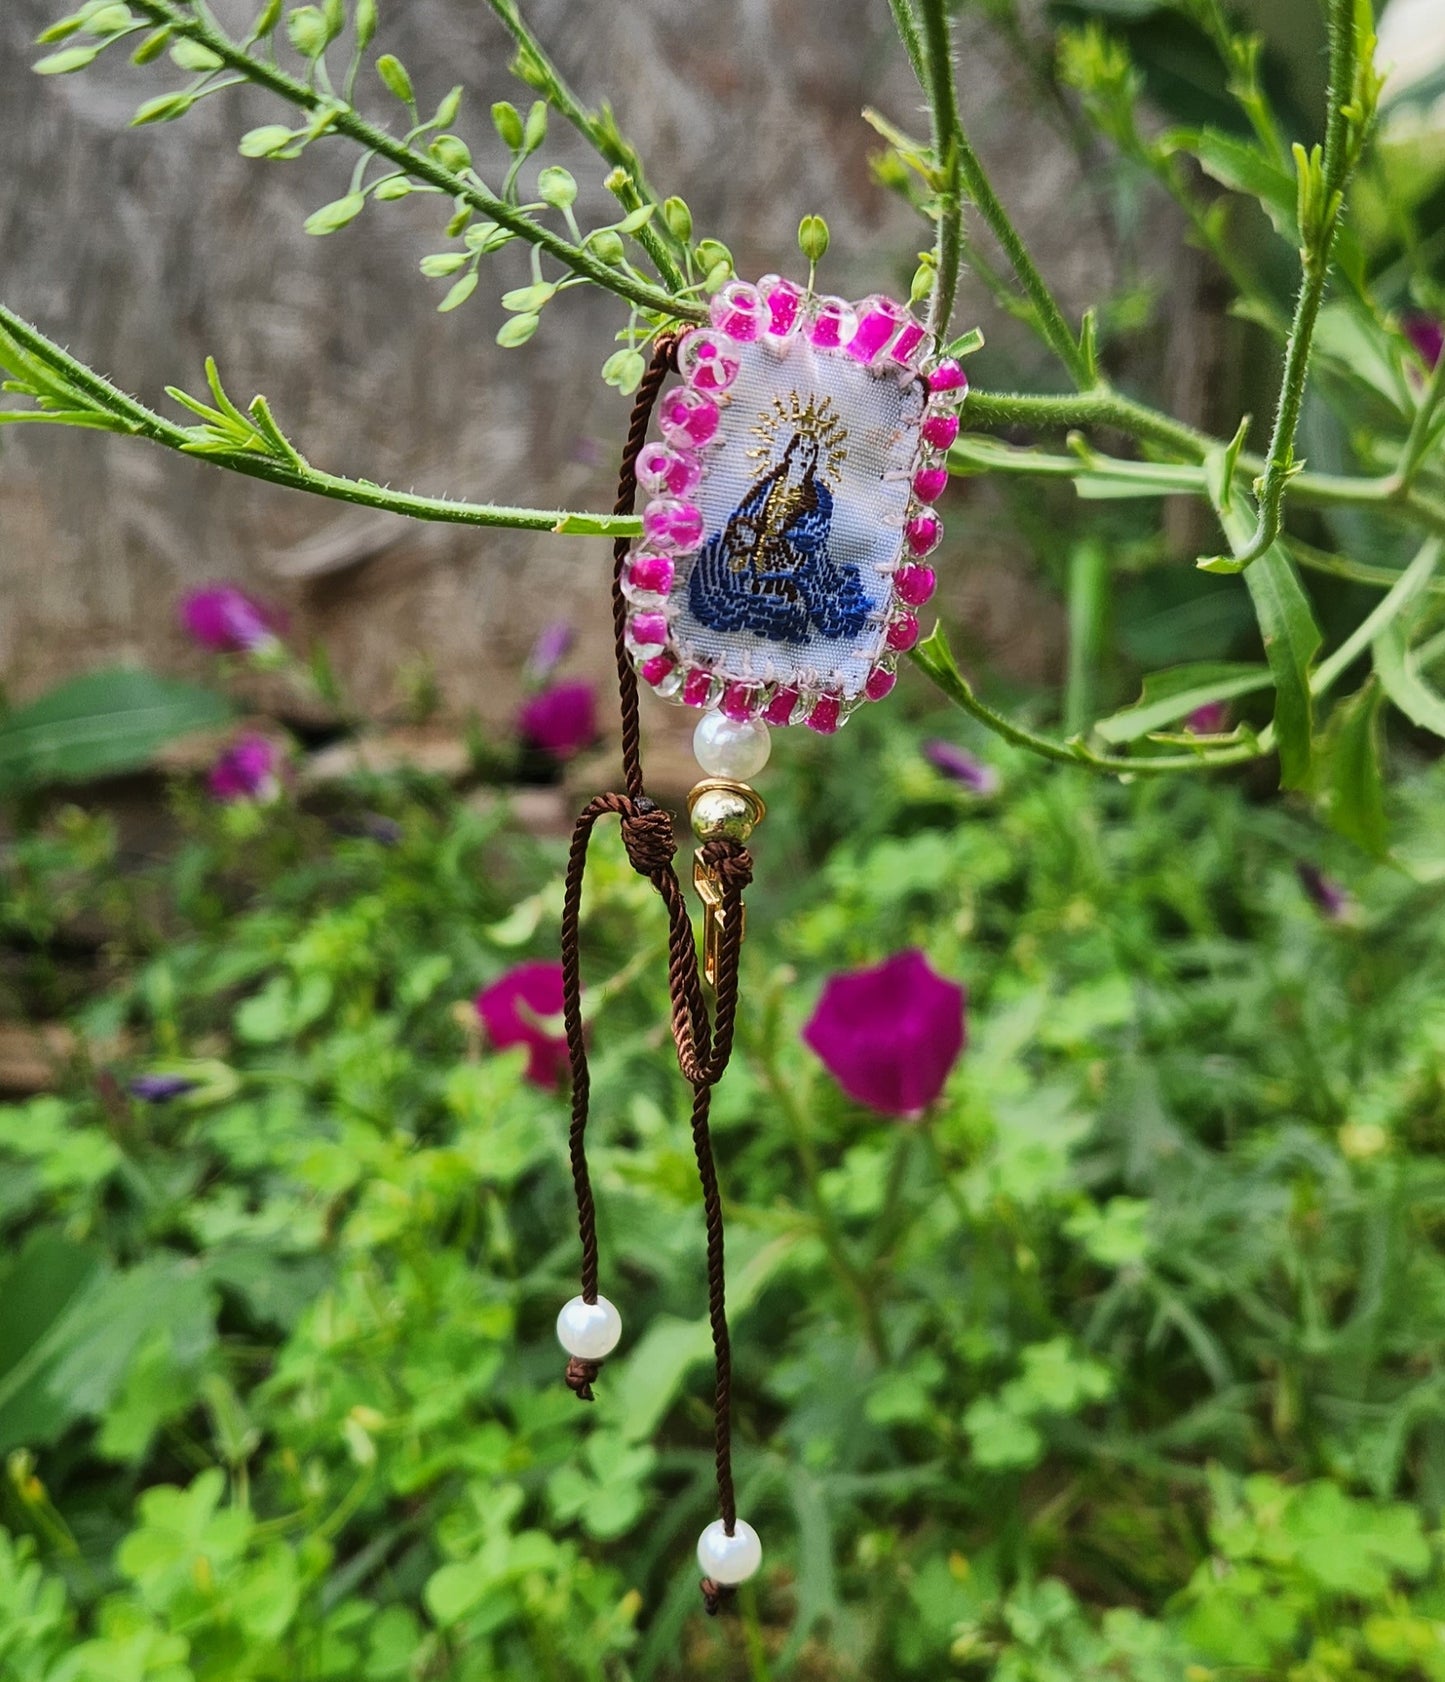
[686,779,766,989]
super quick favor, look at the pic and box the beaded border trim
[621,277,969,734]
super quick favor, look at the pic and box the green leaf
[798,213,830,262]
[238,124,295,159]
[130,91,195,126]
[496,310,539,345]
[34,44,100,73]
[429,134,470,172]
[1315,679,1388,856]
[372,175,413,200]
[433,85,463,128]
[131,27,172,63]
[303,192,366,235]
[438,272,478,314]
[521,99,547,152]
[1374,623,1445,739]
[1243,544,1320,790]
[376,52,413,104]
[537,166,577,209]
[0,1232,104,1453]
[1094,663,1273,744]
[286,4,332,57]
[500,282,554,312]
[419,252,467,278]
[963,1396,1044,1470]
[1172,126,1297,240]
[169,38,223,71]
[0,669,231,797]
[354,0,377,50]
[491,99,523,149]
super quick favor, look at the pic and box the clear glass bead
[693,711,771,780]
[696,1519,762,1585]
[556,1294,622,1359]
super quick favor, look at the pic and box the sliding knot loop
[564,1356,602,1402]
[700,1579,736,1617]
[620,802,678,876]
[699,839,754,893]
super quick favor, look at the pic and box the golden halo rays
[745,391,849,484]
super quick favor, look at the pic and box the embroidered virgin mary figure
[688,395,873,646]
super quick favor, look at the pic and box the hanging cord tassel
[555,336,756,1613]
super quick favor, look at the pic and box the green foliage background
[4,705,1445,1678]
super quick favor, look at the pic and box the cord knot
[698,839,754,893]
[564,1356,602,1401]
[620,803,677,876]
[699,1578,737,1616]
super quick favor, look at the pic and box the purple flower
[923,739,1000,795]
[517,680,599,761]
[180,584,284,655]
[1405,312,1444,371]
[128,1073,200,1103]
[802,949,966,1118]
[1296,862,1353,923]
[208,733,283,804]
[526,622,576,685]
[1186,700,1231,735]
[475,961,569,1089]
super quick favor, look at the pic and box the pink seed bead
[806,695,841,735]
[642,498,704,552]
[709,281,764,343]
[630,611,668,646]
[865,664,898,701]
[678,331,739,393]
[886,613,920,653]
[894,564,937,607]
[889,318,927,366]
[759,274,804,336]
[764,687,800,726]
[640,652,676,686]
[637,442,701,498]
[682,668,714,707]
[720,682,758,722]
[928,358,968,394]
[808,297,857,351]
[905,510,942,558]
[847,296,904,363]
[659,388,720,448]
[628,554,675,596]
[913,465,949,502]
[921,410,960,451]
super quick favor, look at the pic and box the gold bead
[688,778,765,844]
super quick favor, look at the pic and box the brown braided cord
[558,335,752,1611]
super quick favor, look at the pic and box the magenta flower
[802,949,966,1118]
[517,680,599,761]
[1404,312,1444,371]
[180,584,284,655]
[475,960,569,1089]
[1186,700,1231,735]
[208,733,283,804]
[923,739,1000,795]
[128,1073,200,1103]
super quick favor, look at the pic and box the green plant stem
[916,0,964,339]
[760,1060,889,1364]
[483,0,689,289]
[1397,347,1445,489]
[886,0,928,87]
[1311,536,1442,696]
[126,0,700,323]
[951,413,1445,540]
[0,306,644,537]
[1201,0,1362,571]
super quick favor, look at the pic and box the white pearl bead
[693,711,771,781]
[696,1518,762,1585]
[555,1294,622,1360]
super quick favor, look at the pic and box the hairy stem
[1202,0,1363,571]
[916,0,964,339]
[0,306,643,536]
[483,0,690,289]
[127,0,701,322]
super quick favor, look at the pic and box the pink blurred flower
[1296,862,1353,923]
[1186,700,1231,734]
[475,960,569,1089]
[802,949,966,1118]
[208,733,283,804]
[1405,312,1444,371]
[517,680,599,761]
[923,739,1000,795]
[180,584,284,654]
